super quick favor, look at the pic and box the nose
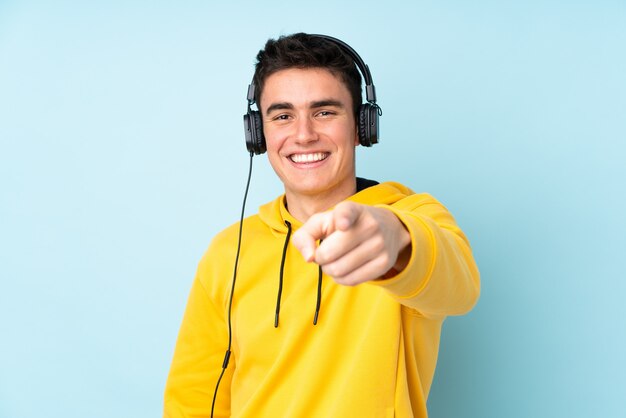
[293,116,318,144]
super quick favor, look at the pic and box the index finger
[291,211,334,262]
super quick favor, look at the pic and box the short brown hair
[252,33,363,119]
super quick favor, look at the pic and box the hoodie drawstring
[275,220,323,327]
[275,221,292,328]
[313,264,323,325]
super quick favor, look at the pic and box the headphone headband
[310,34,377,103]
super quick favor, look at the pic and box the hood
[258,178,415,234]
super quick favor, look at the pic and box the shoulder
[193,213,266,294]
[203,213,265,260]
[355,180,443,209]
[362,181,458,222]
[390,190,442,210]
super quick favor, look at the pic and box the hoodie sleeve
[163,245,234,418]
[370,193,480,318]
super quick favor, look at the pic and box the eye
[317,110,335,118]
[273,114,291,121]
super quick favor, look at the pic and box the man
[164,33,480,417]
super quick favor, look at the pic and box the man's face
[260,67,358,204]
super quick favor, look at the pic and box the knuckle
[362,218,379,235]
[378,254,391,270]
[322,264,335,277]
[321,263,336,277]
[371,235,385,252]
[325,262,346,278]
[341,277,359,287]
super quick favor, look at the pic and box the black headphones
[243,34,381,155]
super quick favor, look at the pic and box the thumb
[332,201,363,231]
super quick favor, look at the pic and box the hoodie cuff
[369,206,436,300]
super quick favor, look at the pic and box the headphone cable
[211,151,254,418]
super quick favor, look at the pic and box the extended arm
[292,196,480,317]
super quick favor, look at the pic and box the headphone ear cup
[244,110,266,154]
[252,111,266,154]
[358,104,368,146]
[358,103,379,147]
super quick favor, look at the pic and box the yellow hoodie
[164,180,480,418]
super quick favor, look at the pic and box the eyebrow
[311,99,344,109]
[265,99,345,115]
[265,102,293,114]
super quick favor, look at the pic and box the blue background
[1,1,625,417]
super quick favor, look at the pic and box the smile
[289,152,329,164]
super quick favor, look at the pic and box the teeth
[290,153,328,163]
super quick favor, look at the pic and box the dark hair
[252,33,363,119]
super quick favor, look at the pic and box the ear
[354,125,360,146]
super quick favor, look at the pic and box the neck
[284,178,357,222]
